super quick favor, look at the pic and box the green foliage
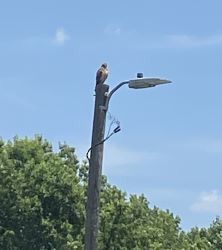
[206,217,222,249]
[0,136,85,249]
[185,227,211,249]
[0,136,221,249]
[99,190,183,250]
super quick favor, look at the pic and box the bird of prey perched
[96,63,108,87]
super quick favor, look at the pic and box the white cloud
[104,143,160,168]
[129,33,222,50]
[167,34,222,48]
[54,27,70,45]
[199,142,222,154]
[104,24,121,36]
[190,190,222,213]
[179,138,222,154]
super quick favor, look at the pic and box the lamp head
[128,78,172,89]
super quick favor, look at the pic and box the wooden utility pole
[84,73,172,249]
[84,84,109,250]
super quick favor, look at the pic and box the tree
[185,227,211,250]
[206,217,222,249]
[0,136,221,249]
[0,136,85,249]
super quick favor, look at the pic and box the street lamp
[129,77,172,89]
[84,75,171,250]
[104,77,171,111]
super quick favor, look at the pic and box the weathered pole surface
[84,83,109,250]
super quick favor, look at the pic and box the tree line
[0,136,221,249]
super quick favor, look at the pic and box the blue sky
[1,0,222,230]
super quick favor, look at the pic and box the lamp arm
[101,81,129,111]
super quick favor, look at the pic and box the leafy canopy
[0,136,221,249]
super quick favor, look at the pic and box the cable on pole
[86,113,121,161]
